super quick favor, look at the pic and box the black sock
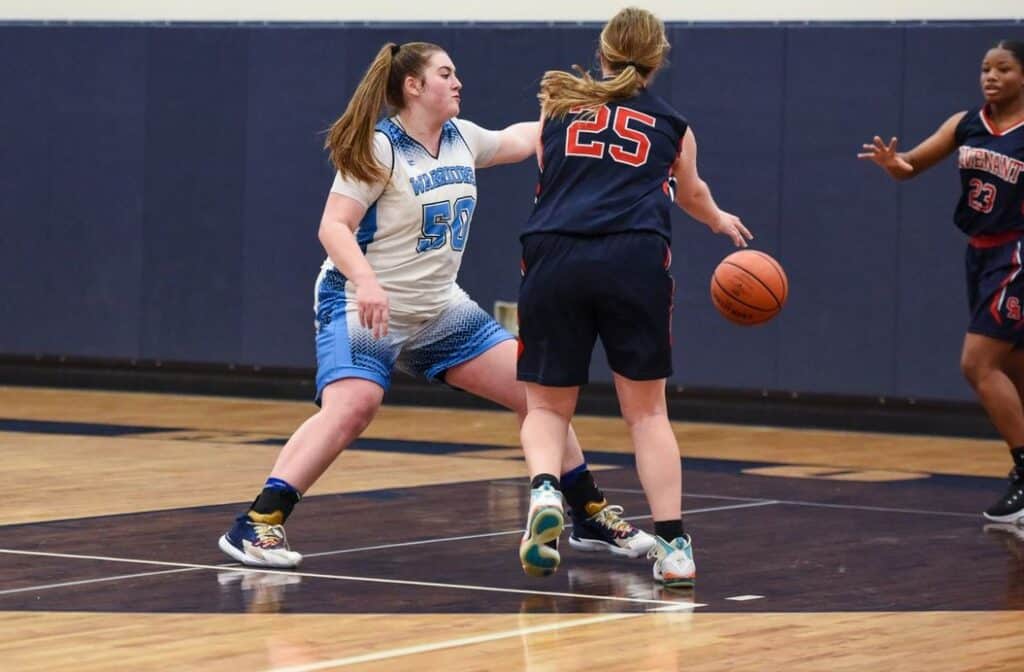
[560,465,605,517]
[1012,447,1024,472]
[530,473,560,491]
[654,519,684,542]
[248,478,301,524]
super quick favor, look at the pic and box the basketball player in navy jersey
[860,40,1024,525]
[217,41,652,568]
[515,7,752,587]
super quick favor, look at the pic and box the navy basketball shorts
[517,231,674,386]
[965,232,1024,344]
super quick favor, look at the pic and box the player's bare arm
[672,128,752,247]
[319,192,390,339]
[858,111,966,180]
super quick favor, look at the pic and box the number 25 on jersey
[565,105,657,167]
[417,196,476,253]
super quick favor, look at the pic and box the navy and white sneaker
[568,504,655,558]
[218,513,303,568]
[984,468,1024,524]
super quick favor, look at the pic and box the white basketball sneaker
[648,535,696,588]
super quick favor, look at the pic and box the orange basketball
[710,250,788,326]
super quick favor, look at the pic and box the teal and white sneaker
[519,482,565,577]
[648,535,696,588]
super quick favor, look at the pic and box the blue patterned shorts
[313,268,513,401]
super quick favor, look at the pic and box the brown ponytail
[325,41,443,184]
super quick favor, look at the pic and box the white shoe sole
[218,534,302,569]
[983,510,1024,525]
[568,535,648,559]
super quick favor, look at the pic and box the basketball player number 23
[418,196,476,253]
[968,178,997,214]
[565,106,656,166]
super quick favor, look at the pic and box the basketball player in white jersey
[218,42,654,568]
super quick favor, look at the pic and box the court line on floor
[509,483,981,519]
[302,499,779,559]
[264,612,649,672]
[0,499,777,597]
[0,567,208,596]
[0,548,705,609]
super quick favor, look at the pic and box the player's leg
[509,233,601,576]
[612,375,694,588]
[597,231,692,586]
[963,240,1024,524]
[218,269,397,567]
[963,334,1024,523]
[443,339,589,475]
[962,334,1024,446]
[518,381,578,576]
[218,379,384,568]
[445,339,643,549]
[1001,348,1024,401]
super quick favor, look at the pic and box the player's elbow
[318,217,349,246]
[675,179,709,209]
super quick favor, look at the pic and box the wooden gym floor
[1,385,1021,671]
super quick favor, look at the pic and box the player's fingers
[371,306,384,339]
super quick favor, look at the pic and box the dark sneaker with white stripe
[984,468,1024,524]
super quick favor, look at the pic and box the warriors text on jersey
[523,88,689,242]
[326,117,500,318]
[954,105,1024,236]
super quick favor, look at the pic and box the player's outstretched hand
[857,135,913,173]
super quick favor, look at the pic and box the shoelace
[647,542,668,561]
[647,537,689,561]
[594,505,635,536]
[252,522,288,549]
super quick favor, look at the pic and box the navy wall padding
[139,28,249,363]
[665,26,787,391]
[2,22,1017,401]
[1,27,148,358]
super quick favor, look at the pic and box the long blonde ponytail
[540,7,670,119]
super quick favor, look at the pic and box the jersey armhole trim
[450,121,475,158]
[374,128,397,181]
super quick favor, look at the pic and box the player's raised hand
[858,135,914,174]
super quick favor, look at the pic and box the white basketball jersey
[327,116,500,318]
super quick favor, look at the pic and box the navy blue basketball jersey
[954,106,1024,236]
[523,88,688,241]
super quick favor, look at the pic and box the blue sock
[264,477,301,499]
